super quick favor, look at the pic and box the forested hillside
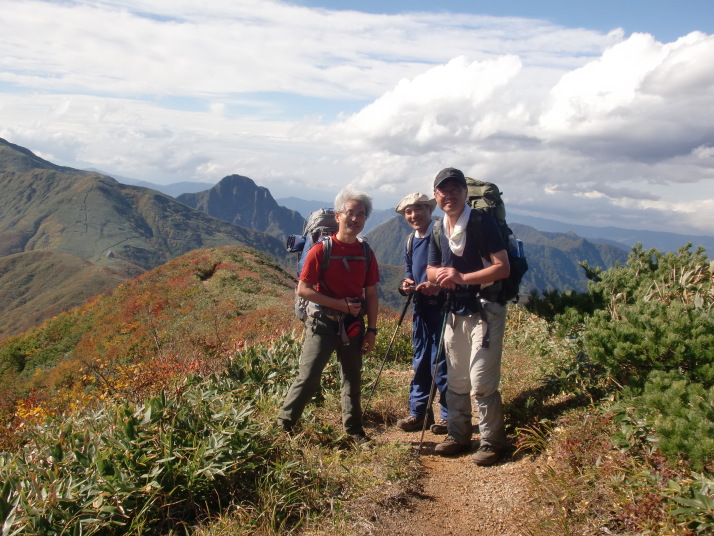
[0,138,289,337]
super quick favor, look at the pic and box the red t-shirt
[300,236,380,299]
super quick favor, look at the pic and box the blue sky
[1,0,713,236]
[298,0,714,43]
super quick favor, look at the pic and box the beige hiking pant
[443,301,507,448]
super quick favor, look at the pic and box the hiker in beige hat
[394,192,449,435]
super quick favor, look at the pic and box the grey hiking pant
[444,301,507,449]
[278,315,365,435]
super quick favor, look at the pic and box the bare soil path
[361,396,541,536]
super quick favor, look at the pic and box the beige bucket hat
[395,192,437,215]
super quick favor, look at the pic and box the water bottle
[508,235,519,257]
[508,234,524,258]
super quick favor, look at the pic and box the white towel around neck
[444,205,471,257]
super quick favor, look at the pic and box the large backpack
[433,178,528,304]
[286,208,372,321]
[286,208,339,276]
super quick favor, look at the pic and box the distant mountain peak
[177,175,304,240]
[217,174,257,187]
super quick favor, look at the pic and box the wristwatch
[366,327,378,335]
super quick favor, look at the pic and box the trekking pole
[417,291,452,455]
[362,292,413,419]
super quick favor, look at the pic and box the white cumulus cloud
[0,0,712,237]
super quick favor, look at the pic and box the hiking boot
[277,418,293,433]
[349,430,372,446]
[396,413,434,432]
[434,436,470,456]
[430,418,448,435]
[472,444,502,466]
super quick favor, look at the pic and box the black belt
[414,293,446,307]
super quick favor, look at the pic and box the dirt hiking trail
[364,404,540,536]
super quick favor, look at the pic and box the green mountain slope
[510,223,629,292]
[0,250,127,336]
[0,171,286,272]
[0,138,289,337]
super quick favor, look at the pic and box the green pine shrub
[527,243,713,532]
[615,371,714,472]
[584,299,714,387]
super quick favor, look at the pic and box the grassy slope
[0,250,127,337]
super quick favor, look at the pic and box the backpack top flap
[466,178,506,221]
[304,208,339,243]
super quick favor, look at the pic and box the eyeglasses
[435,186,465,198]
[340,210,367,219]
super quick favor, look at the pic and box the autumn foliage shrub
[0,247,301,445]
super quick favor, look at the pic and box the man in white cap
[394,192,449,434]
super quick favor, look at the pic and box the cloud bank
[0,0,712,236]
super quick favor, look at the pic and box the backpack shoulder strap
[317,236,332,293]
[467,209,490,260]
[405,231,416,265]
[432,219,443,255]
[360,238,373,279]
[320,236,332,273]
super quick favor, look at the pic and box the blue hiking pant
[409,303,448,420]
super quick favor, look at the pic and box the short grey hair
[334,186,373,219]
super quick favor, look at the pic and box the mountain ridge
[0,138,290,337]
[510,213,714,255]
[1,136,707,338]
[105,173,712,254]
